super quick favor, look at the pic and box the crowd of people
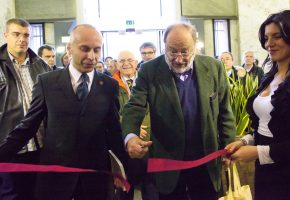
[0,9,289,200]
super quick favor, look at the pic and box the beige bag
[219,163,252,200]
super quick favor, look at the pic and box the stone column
[0,0,15,44]
[237,0,289,65]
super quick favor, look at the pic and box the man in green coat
[122,22,236,199]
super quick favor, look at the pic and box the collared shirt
[121,74,136,92]
[68,64,94,93]
[8,52,43,152]
[245,65,254,73]
[173,68,193,81]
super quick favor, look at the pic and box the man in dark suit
[122,22,236,199]
[220,51,239,79]
[0,24,126,200]
[242,50,264,84]
[37,44,63,70]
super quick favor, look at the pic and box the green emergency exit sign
[126,20,134,26]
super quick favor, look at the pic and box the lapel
[194,55,212,124]
[155,57,183,121]
[80,70,105,115]
[59,67,77,101]
[87,70,103,99]
[2,51,21,84]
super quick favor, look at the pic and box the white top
[242,93,275,165]
[253,94,274,138]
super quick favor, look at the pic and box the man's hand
[127,136,152,159]
[139,125,148,140]
[222,156,232,168]
[113,177,126,191]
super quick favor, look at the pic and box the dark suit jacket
[0,68,126,200]
[121,54,236,194]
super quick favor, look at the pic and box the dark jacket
[243,64,264,84]
[0,68,126,199]
[0,44,50,143]
[246,74,290,164]
[122,54,236,193]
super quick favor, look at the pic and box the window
[102,30,164,61]
[213,20,230,58]
[29,23,44,53]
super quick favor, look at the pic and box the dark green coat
[122,54,236,194]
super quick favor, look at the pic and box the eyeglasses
[9,32,30,39]
[166,48,193,58]
[141,51,155,56]
[118,59,135,64]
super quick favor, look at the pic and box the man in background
[242,50,264,83]
[0,18,50,199]
[38,44,62,70]
[220,51,238,78]
[95,60,111,76]
[137,42,156,70]
[113,50,157,200]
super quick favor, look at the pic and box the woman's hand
[230,146,258,162]
[225,140,245,154]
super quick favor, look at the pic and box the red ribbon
[0,163,130,192]
[147,149,228,172]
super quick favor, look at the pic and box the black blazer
[0,68,126,199]
[246,74,290,164]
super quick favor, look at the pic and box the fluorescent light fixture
[61,36,70,43]
[56,46,65,53]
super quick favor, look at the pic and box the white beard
[165,53,195,73]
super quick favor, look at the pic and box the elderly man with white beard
[121,22,236,200]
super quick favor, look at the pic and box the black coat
[0,68,127,200]
[247,74,290,164]
[0,44,50,143]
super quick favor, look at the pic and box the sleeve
[0,76,46,161]
[257,145,274,165]
[217,60,237,147]
[106,81,128,165]
[121,66,148,138]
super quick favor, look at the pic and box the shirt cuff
[242,134,254,145]
[124,133,138,147]
[257,145,274,165]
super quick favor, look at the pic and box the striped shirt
[8,53,43,153]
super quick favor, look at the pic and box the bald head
[67,24,103,73]
[164,22,197,43]
[118,50,136,61]
[117,50,137,78]
[70,24,102,44]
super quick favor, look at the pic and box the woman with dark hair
[226,10,290,200]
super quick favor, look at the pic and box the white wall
[237,0,289,65]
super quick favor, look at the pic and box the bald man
[0,24,126,200]
[113,51,157,200]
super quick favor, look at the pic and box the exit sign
[126,20,134,26]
